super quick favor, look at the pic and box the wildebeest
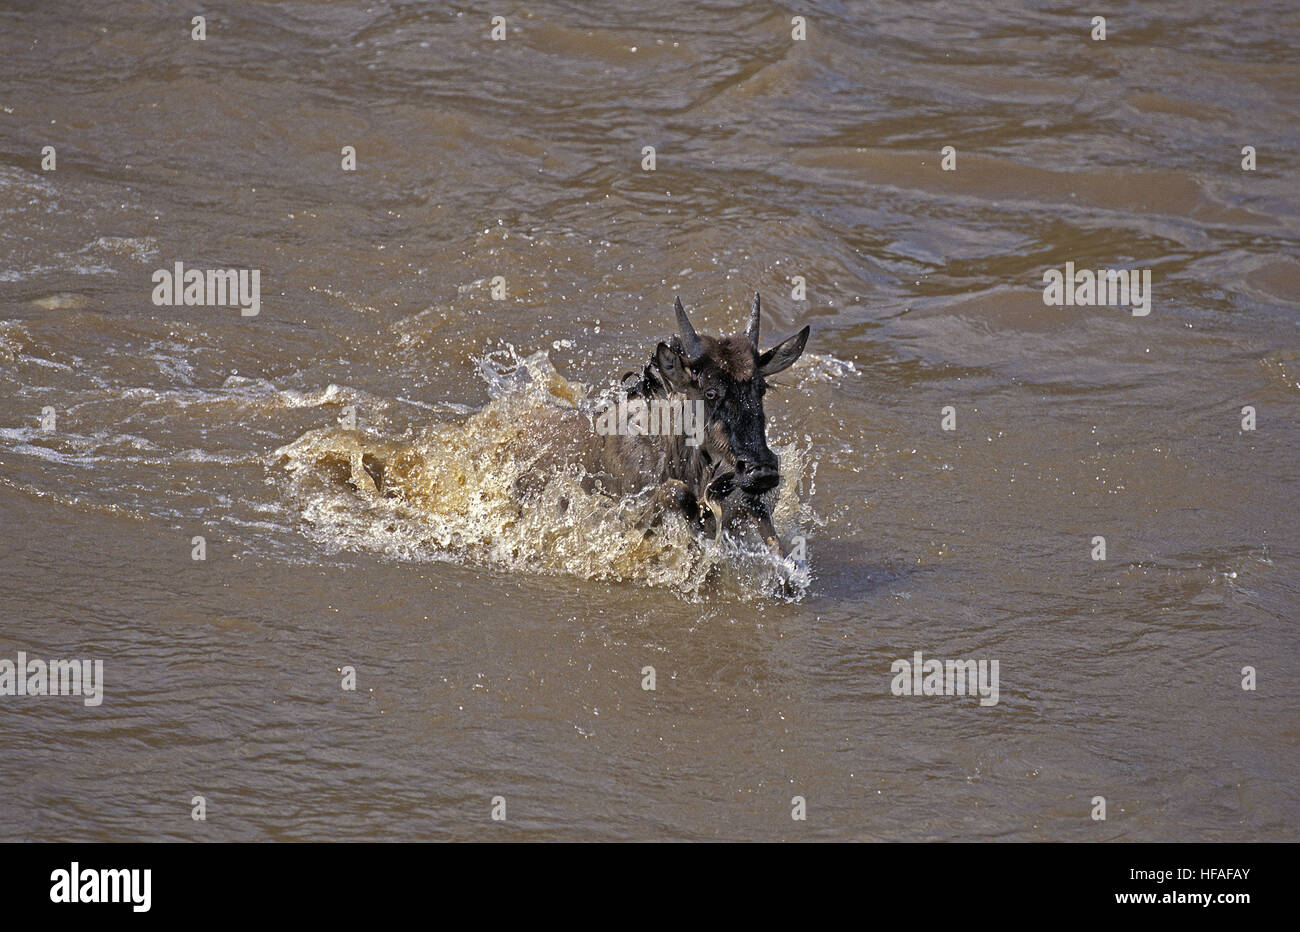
[583,293,810,554]
[315,292,809,564]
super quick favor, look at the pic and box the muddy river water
[1,1,1297,840]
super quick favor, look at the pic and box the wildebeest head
[651,293,809,526]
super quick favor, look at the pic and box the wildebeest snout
[736,449,779,493]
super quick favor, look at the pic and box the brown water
[1,1,1297,841]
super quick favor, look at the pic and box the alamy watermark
[890,651,999,706]
[595,398,705,448]
[1042,262,1151,316]
[50,862,150,912]
[0,651,103,706]
[151,261,261,317]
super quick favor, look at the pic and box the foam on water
[275,348,817,601]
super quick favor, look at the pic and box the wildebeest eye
[705,389,717,401]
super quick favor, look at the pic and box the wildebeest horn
[746,292,761,344]
[674,296,703,358]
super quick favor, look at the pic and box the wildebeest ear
[655,341,692,390]
[758,325,810,377]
